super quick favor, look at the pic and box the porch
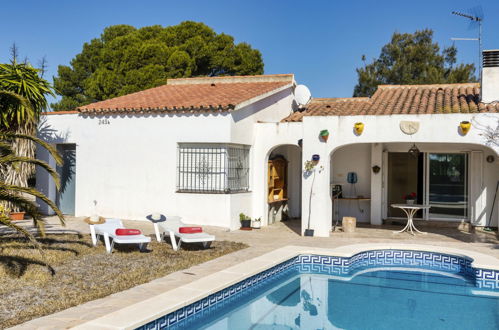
[329,142,499,229]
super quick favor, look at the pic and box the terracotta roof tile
[78,74,293,114]
[281,83,499,122]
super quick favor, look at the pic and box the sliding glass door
[426,153,468,219]
[386,152,469,221]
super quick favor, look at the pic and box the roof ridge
[378,82,479,89]
[168,74,294,85]
[311,97,370,102]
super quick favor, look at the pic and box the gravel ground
[0,233,246,329]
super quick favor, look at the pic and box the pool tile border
[143,250,499,329]
[73,244,499,330]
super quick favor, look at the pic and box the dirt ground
[0,233,246,329]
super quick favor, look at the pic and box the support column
[370,143,383,225]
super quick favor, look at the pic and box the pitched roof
[78,74,294,114]
[282,83,499,122]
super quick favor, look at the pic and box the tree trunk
[1,124,36,212]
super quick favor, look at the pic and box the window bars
[177,144,250,193]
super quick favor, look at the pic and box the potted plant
[460,121,471,135]
[304,160,315,172]
[239,213,252,230]
[0,204,25,220]
[9,211,25,220]
[354,122,364,135]
[319,129,330,142]
[252,217,261,229]
[403,192,417,205]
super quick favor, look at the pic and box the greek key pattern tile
[350,250,473,275]
[138,250,499,329]
[475,268,499,289]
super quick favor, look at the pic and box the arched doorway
[266,145,302,229]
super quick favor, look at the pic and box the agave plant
[0,133,64,249]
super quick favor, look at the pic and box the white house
[37,74,299,230]
[37,50,499,236]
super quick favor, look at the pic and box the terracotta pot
[460,121,471,135]
[319,130,330,142]
[354,122,364,135]
[9,212,25,220]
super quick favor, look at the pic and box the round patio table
[391,204,431,235]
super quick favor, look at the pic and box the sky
[1,0,498,107]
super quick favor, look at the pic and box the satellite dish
[294,85,312,106]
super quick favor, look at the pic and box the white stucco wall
[482,66,499,103]
[331,144,372,223]
[38,112,232,225]
[300,113,499,237]
[36,87,295,230]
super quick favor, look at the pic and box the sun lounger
[151,216,215,251]
[89,218,151,253]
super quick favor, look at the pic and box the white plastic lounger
[152,216,215,251]
[89,218,151,253]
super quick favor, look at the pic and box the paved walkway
[10,216,499,329]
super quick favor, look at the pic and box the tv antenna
[451,6,484,84]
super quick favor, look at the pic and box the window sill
[176,190,252,195]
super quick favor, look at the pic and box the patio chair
[89,218,151,253]
[151,216,215,251]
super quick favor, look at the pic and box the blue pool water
[174,265,499,330]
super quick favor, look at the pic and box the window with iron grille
[177,143,250,193]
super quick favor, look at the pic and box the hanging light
[408,144,420,157]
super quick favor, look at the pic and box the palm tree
[0,62,54,197]
[0,130,64,246]
[0,65,64,254]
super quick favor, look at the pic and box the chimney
[482,50,499,103]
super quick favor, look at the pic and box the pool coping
[72,243,499,329]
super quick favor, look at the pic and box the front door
[56,144,76,215]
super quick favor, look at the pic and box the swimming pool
[139,250,499,330]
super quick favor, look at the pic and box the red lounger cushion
[115,228,142,236]
[179,227,203,234]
